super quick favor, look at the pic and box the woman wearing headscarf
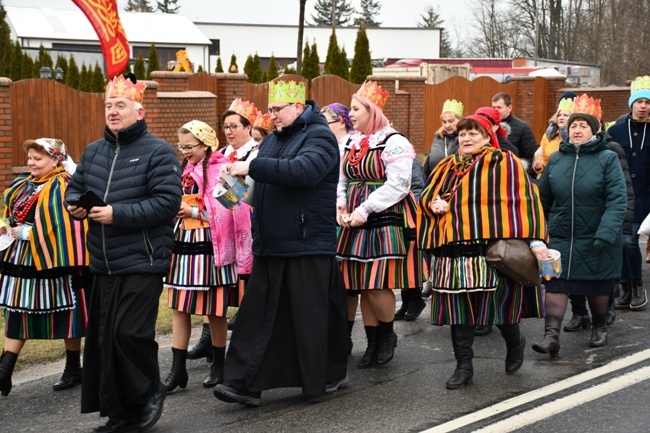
[337,81,421,368]
[0,139,89,396]
[322,102,354,158]
[418,113,548,389]
[423,99,463,178]
[163,120,252,392]
[533,94,626,355]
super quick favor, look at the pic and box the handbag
[486,239,541,286]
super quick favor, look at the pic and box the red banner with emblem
[73,0,130,78]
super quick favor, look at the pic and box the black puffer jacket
[604,134,635,235]
[66,119,182,275]
[502,114,538,163]
[249,101,339,257]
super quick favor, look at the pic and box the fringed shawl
[4,168,89,270]
[418,146,547,250]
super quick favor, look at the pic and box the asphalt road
[2,268,650,432]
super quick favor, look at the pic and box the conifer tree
[134,55,146,80]
[350,25,373,84]
[215,57,224,73]
[156,0,179,13]
[283,65,297,75]
[243,54,254,82]
[197,65,204,72]
[267,55,279,80]
[37,44,54,69]
[324,29,340,75]
[55,55,68,79]
[0,4,11,77]
[310,0,355,26]
[91,63,106,92]
[229,54,238,73]
[65,56,80,89]
[251,53,263,83]
[309,42,320,78]
[79,63,90,91]
[21,53,34,79]
[354,0,382,27]
[125,0,154,12]
[417,5,452,57]
[10,41,22,81]
[337,46,350,80]
[147,43,160,78]
[261,69,268,83]
[301,42,318,80]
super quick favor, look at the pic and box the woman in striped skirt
[0,138,89,396]
[163,120,252,392]
[337,81,421,368]
[418,114,548,389]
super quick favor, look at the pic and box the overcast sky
[3,0,469,31]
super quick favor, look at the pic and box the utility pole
[297,0,306,74]
[331,0,336,28]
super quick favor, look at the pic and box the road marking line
[422,348,650,433]
[473,365,650,433]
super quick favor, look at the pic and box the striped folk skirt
[165,224,241,317]
[0,238,88,339]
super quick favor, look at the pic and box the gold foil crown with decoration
[557,98,574,113]
[228,98,259,125]
[631,75,650,94]
[105,75,147,103]
[441,99,464,117]
[268,80,306,104]
[355,81,389,110]
[253,113,274,131]
[572,94,602,121]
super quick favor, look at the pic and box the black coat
[604,134,635,235]
[66,119,182,275]
[249,101,339,257]
[502,114,538,163]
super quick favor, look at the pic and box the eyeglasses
[267,103,293,115]
[327,119,340,124]
[222,124,243,132]
[177,143,202,151]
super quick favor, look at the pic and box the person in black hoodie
[213,80,348,407]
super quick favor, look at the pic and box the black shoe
[474,325,492,336]
[630,280,648,310]
[202,346,225,388]
[404,294,426,321]
[615,282,632,309]
[0,350,18,397]
[187,323,213,363]
[214,384,261,407]
[52,367,82,391]
[421,281,433,298]
[375,321,397,365]
[563,315,590,332]
[135,383,165,431]
[93,417,138,433]
[227,313,237,331]
[163,348,188,393]
[325,375,349,394]
[589,326,608,347]
[357,326,379,369]
[394,292,410,321]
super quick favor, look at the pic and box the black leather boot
[53,350,82,391]
[404,290,426,321]
[357,326,379,369]
[589,326,608,347]
[227,313,237,331]
[346,320,355,355]
[630,279,648,310]
[615,282,631,309]
[474,325,492,336]
[563,315,590,332]
[187,323,213,363]
[395,291,410,321]
[446,325,474,389]
[532,316,562,358]
[163,347,188,393]
[203,346,225,388]
[497,324,525,375]
[376,320,398,365]
[0,350,19,397]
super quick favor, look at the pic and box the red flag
[73,0,130,78]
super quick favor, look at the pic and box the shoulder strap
[381,132,405,145]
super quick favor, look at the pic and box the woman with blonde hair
[533,97,574,175]
[423,99,463,178]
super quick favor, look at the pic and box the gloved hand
[593,238,610,249]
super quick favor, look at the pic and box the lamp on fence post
[39,66,52,80]
[54,67,64,81]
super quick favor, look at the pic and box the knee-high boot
[203,346,225,388]
[376,320,398,365]
[163,348,189,393]
[357,326,379,369]
[395,291,410,320]
[496,324,525,374]
[53,350,82,391]
[187,323,213,363]
[446,325,474,389]
[531,316,562,358]
[0,351,19,397]
[346,320,355,355]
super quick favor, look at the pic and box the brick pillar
[0,77,13,187]
[141,79,162,135]
[213,73,248,145]
[150,71,191,92]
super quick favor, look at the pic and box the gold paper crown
[604,121,615,131]
[268,80,306,104]
[557,97,574,112]
[355,81,388,109]
[631,75,650,94]
[105,75,146,103]
[441,99,464,117]
[228,98,259,125]
[572,94,602,121]
[253,113,274,132]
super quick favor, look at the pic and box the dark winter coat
[248,100,339,257]
[604,134,635,235]
[538,133,626,281]
[502,114,538,164]
[423,133,458,178]
[607,115,650,223]
[66,119,182,275]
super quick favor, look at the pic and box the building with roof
[4,6,211,72]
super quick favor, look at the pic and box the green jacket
[538,133,626,280]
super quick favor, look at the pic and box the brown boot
[532,316,562,358]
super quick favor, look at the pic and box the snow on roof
[5,6,210,46]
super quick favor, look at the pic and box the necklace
[12,182,42,224]
[182,173,196,190]
[347,136,370,167]
[453,155,480,178]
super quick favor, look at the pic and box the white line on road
[422,348,650,433]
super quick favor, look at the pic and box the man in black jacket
[213,80,348,407]
[492,92,538,169]
[67,74,182,433]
